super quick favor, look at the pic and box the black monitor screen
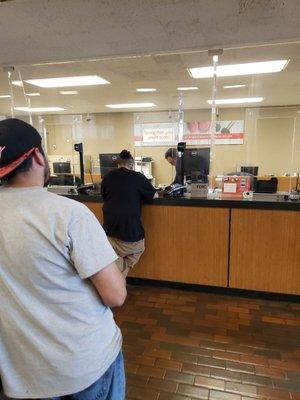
[53,162,71,174]
[99,153,119,177]
[183,148,210,179]
[241,166,259,176]
[49,174,81,186]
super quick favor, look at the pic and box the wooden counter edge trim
[67,194,300,211]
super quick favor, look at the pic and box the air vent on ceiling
[238,0,285,14]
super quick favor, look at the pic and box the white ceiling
[0,1,299,115]
[0,0,300,66]
[0,42,299,115]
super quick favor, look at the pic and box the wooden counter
[82,199,300,296]
[129,206,229,286]
[230,209,300,295]
[83,202,229,287]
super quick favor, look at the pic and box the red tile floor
[114,284,300,400]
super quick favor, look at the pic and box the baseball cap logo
[0,146,6,161]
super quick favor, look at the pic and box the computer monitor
[53,162,71,174]
[241,166,259,176]
[183,148,210,182]
[99,153,119,177]
[49,174,81,186]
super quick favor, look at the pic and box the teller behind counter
[163,146,210,196]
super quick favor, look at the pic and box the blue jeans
[43,352,125,400]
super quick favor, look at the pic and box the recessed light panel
[59,90,79,95]
[26,75,110,88]
[136,88,157,92]
[177,87,198,91]
[105,103,156,109]
[223,84,247,89]
[12,81,23,87]
[189,60,289,78]
[14,107,66,112]
[207,97,263,105]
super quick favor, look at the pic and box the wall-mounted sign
[134,120,244,146]
[184,120,245,145]
[134,122,178,146]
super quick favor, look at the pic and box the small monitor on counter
[53,162,71,174]
[241,166,259,176]
[99,153,119,178]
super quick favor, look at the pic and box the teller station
[61,141,300,296]
[3,42,300,297]
[55,116,299,298]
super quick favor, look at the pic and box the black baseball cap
[0,118,42,179]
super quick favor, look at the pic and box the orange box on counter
[222,176,251,197]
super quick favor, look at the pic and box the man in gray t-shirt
[0,119,127,399]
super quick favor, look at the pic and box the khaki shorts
[108,237,145,277]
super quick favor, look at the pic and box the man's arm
[139,174,157,201]
[90,262,127,308]
[69,205,127,307]
[173,158,182,184]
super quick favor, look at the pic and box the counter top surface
[63,193,300,211]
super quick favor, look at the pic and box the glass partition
[0,41,299,195]
[133,110,180,187]
[207,42,300,195]
[245,106,300,192]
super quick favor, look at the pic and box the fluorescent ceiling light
[26,93,40,97]
[14,107,66,112]
[12,80,23,87]
[136,88,157,92]
[26,75,110,88]
[207,97,263,105]
[223,84,246,89]
[0,95,11,98]
[189,60,289,78]
[106,103,156,109]
[59,90,79,95]
[177,86,198,91]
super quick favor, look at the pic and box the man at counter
[0,119,126,400]
[101,149,157,277]
[165,147,182,184]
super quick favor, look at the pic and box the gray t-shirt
[0,186,121,399]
